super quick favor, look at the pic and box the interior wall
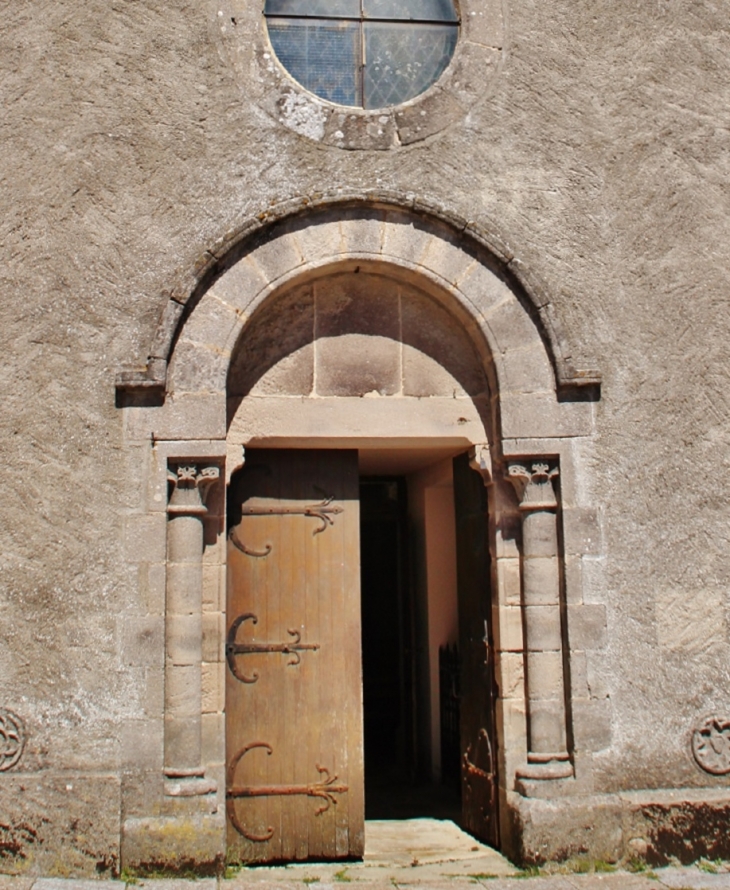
[407,457,459,782]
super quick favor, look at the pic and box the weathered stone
[122,616,164,667]
[562,508,603,557]
[201,712,225,767]
[655,587,727,653]
[461,0,504,47]
[401,286,489,397]
[168,339,230,395]
[323,109,398,151]
[248,233,305,289]
[567,604,608,652]
[572,699,613,753]
[526,652,565,700]
[164,665,200,714]
[124,515,167,566]
[120,815,224,874]
[395,87,464,146]
[201,662,224,714]
[208,258,269,317]
[201,564,224,612]
[165,614,203,665]
[339,212,386,257]
[518,507,556,551]
[507,792,623,865]
[496,556,522,606]
[315,274,401,397]
[124,393,226,442]
[122,718,164,772]
[497,651,526,699]
[493,605,524,652]
[620,790,730,867]
[382,213,435,267]
[201,612,224,663]
[523,608,563,653]
[0,776,120,877]
[522,556,561,605]
[499,394,595,440]
[4,0,730,873]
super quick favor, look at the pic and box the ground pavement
[2,819,729,890]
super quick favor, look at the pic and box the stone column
[507,461,572,780]
[164,463,220,796]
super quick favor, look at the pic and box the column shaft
[165,513,204,772]
[163,463,220,795]
[508,461,572,780]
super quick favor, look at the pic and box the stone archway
[223,263,497,861]
[116,205,600,870]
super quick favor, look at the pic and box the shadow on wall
[226,267,493,431]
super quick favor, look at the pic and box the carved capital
[468,443,492,485]
[167,464,220,515]
[507,461,559,511]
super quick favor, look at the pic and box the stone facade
[2,0,730,877]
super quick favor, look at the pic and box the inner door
[226,449,364,863]
[453,452,499,847]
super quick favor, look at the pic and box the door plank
[226,449,363,864]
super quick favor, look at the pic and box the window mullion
[359,0,365,108]
[360,23,366,107]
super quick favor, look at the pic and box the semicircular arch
[168,208,557,427]
[115,197,601,405]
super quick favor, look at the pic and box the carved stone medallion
[0,709,26,771]
[692,715,730,775]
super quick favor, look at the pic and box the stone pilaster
[507,461,572,781]
[164,463,220,796]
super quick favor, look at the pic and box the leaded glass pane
[362,0,458,22]
[363,22,457,108]
[265,0,360,18]
[268,18,361,106]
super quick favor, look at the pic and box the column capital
[167,463,220,516]
[507,461,559,511]
[468,443,492,485]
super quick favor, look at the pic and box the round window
[264,0,459,110]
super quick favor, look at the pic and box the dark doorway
[360,476,461,821]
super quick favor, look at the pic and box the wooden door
[226,449,364,864]
[453,453,499,847]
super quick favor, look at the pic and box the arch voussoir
[166,213,565,416]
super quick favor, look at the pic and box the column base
[164,767,218,797]
[516,754,573,782]
[122,813,225,875]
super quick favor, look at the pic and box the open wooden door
[226,449,364,863]
[453,452,498,847]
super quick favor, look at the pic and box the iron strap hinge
[226,613,320,684]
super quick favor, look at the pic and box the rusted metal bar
[229,775,349,810]
[226,742,348,842]
[240,495,343,535]
[226,613,320,684]
[228,527,272,558]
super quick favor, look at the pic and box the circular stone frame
[691,715,730,776]
[214,0,506,150]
